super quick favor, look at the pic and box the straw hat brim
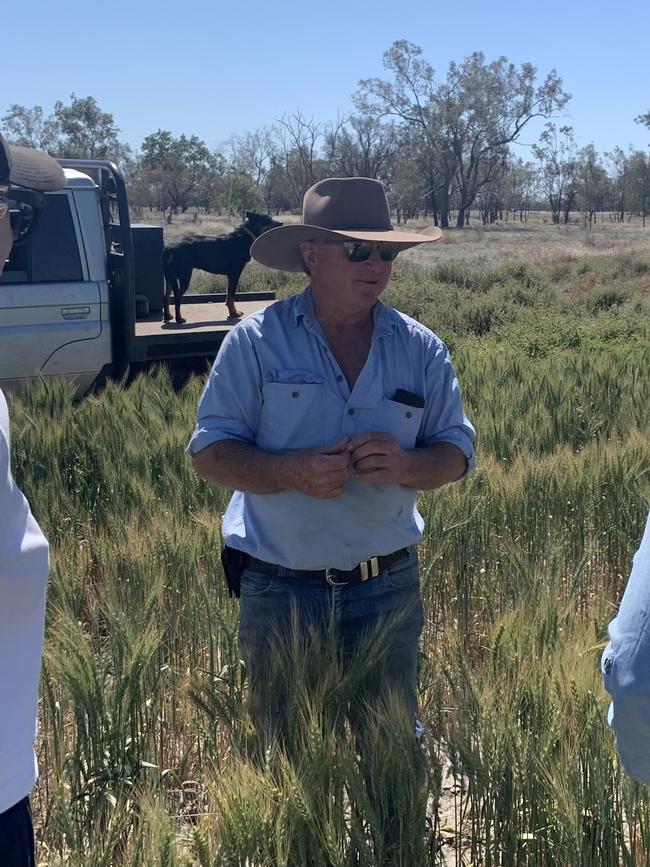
[1,136,66,191]
[251,223,442,272]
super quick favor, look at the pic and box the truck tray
[131,293,276,362]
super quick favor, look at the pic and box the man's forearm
[401,442,469,490]
[193,440,294,494]
[192,437,353,499]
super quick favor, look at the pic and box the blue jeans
[238,547,424,747]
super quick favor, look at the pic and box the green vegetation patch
[8,249,650,864]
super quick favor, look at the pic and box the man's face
[0,204,12,274]
[302,241,394,317]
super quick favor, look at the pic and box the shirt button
[406,411,412,418]
[603,656,613,674]
[336,375,343,382]
[291,391,299,398]
[347,408,355,415]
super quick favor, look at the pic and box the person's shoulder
[233,296,297,334]
[385,305,445,350]
[217,297,299,363]
[222,297,294,342]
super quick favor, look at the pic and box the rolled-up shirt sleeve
[186,325,263,456]
[602,511,650,783]
[418,339,476,479]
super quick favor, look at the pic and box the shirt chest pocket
[258,381,326,451]
[354,397,424,450]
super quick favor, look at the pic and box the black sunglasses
[0,186,44,243]
[342,240,400,263]
[0,186,44,209]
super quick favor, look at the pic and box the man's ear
[299,241,319,271]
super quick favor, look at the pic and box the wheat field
[6,221,650,865]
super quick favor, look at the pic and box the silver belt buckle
[326,556,381,586]
[325,569,348,587]
[360,556,380,582]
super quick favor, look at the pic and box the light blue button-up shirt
[602,511,650,782]
[187,288,476,571]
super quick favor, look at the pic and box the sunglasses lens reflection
[379,244,399,262]
[343,241,399,262]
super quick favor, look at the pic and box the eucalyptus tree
[355,41,453,226]
[324,114,399,183]
[138,130,224,217]
[636,110,650,129]
[605,147,631,223]
[1,95,127,162]
[577,145,609,225]
[53,94,126,161]
[1,104,60,151]
[624,149,650,226]
[274,111,324,202]
[227,126,276,190]
[533,124,579,224]
[356,41,570,227]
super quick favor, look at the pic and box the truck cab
[0,168,112,394]
[0,159,275,394]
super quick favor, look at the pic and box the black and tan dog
[162,211,281,324]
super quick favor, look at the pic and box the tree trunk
[438,186,449,229]
[428,183,440,227]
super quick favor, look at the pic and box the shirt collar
[292,286,395,340]
[371,300,394,339]
[292,286,314,327]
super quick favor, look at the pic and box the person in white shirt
[0,133,64,866]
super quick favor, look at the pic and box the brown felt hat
[0,133,66,191]
[251,177,442,272]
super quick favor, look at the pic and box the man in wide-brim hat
[188,177,476,846]
[249,175,442,271]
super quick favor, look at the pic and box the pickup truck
[0,159,275,394]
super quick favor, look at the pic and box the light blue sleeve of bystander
[602,511,650,783]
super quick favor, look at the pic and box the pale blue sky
[6,0,650,158]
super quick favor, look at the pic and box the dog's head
[245,211,282,237]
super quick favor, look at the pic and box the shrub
[589,289,628,312]
[463,298,510,336]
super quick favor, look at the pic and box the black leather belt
[244,548,410,586]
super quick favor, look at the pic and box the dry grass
[146,209,650,260]
[417,218,650,267]
[142,208,650,295]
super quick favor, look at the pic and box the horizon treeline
[3,41,650,227]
